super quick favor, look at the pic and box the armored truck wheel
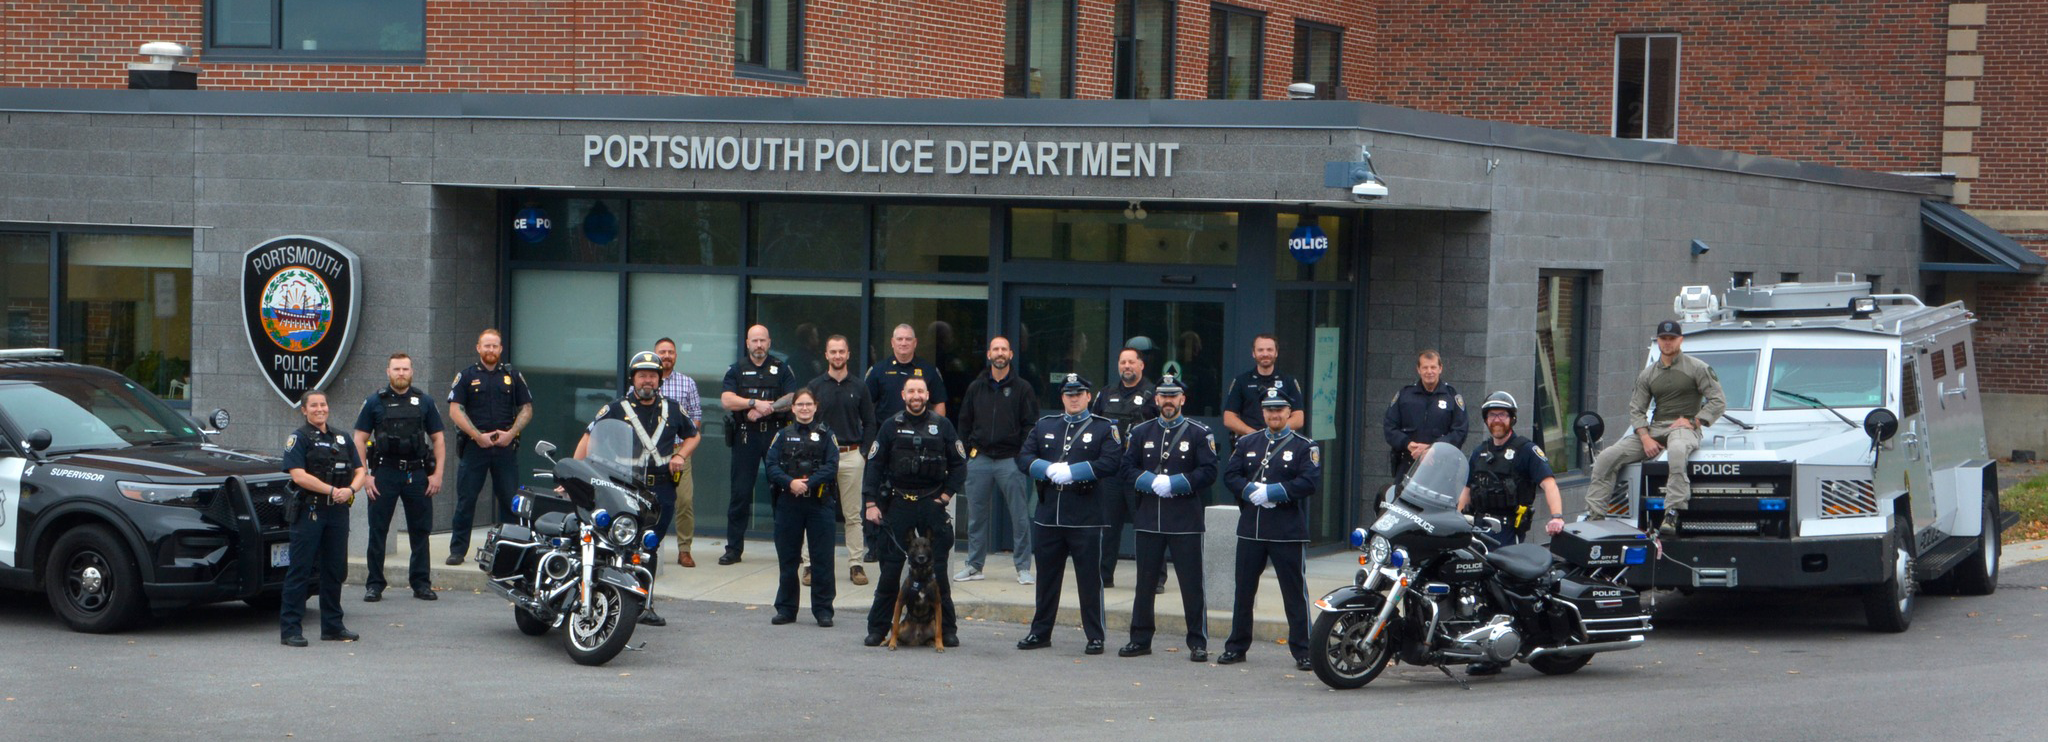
[1950,496,2000,596]
[1862,515,1916,633]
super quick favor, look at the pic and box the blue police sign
[1288,224,1329,264]
[512,207,552,243]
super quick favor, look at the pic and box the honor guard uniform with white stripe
[1218,387,1321,670]
[1015,374,1123,655]
[1115,374,1218,661]
[860,376,968,648]
[719,326,801,565]
[1381,352,1468,484]
[1090,352,1157,587]
[586,351,700,627]
[278,390,365,647]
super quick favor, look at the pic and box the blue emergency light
[1624,546,1649,565]
[1758,499,1788,511]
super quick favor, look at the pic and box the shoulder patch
[1309,444,1321,466]
[1110,427,1121,445]
[285,433,297,448]
[1453,393,1465,409]
[954,440,966,457]
[1532,445,1548,460]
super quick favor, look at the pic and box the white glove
[1259,499,1278,509]
[1048,462,1073,485]
[1248,486,1270,507]
[1151,475,1174,497]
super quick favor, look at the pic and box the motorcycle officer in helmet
[1457,392,1564,548]
[577,350,699,627]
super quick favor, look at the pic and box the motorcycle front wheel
[1310,609,1396,689]
[562,583,642,666]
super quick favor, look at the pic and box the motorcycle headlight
[119,481,215,508]
[608,515,639,546]
[1368,535,1391,566]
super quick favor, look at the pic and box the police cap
[1060,373,1092,395]
[1260,387,1292,409]
[1655,320,1683,338]
[1155,374,1185,396]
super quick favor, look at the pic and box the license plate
[270,542,290,568]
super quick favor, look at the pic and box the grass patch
[2002,470,2048,544]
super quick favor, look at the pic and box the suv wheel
[44,525,147,633]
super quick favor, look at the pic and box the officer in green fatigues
[1585,320,1726,537]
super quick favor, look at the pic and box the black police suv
[0,349,291,632]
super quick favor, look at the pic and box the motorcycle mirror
[26,428,53,452]
[1573,412,1605,447]
[1861,408,1899,444]
[534,439,557,462]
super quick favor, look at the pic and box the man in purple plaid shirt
[654,338,704,567]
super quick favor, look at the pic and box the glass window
[1208,5,1264,100]
[1114,0,1174,99]
[510,198,627,264]
[2,234,51,348]
[59,234,192,400]
[1291,22,1341,99]
[1614,34,1678,140]
[0,375,201,454]
[1274,213,1350,282]
[208,0,424,56]
[1010,208,1238,265]
[1767,349,1886,410]
[1692,351,1759,411]
[1124,298,1225,419]
[750,279,861,384]
[871,283,989,418]
[1275,288,1350,540]
[627,273,742,381]
[1015,295,1109,411]
[1006,0,1075,98]
[1534,271,1594,472]
[875,205,990,273]
[629,199,743,267]
[509,269,621,480]
[735,0,803,74]
[752,202,864,272]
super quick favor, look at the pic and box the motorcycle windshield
[1397,441,1468,512]
[582,418,650,483]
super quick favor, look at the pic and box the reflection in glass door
[1122,298,1224,418]
[1015,293,1111,406]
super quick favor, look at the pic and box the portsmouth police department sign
[239,235,361,407]
[583,135,1181,178]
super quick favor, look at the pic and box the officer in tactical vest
[719,324,800,565]
[1458,392,1565,547]
[1219,388,1321,671]
[351,352,446,603]
[1116,374,1218,661]
[765,388,840,627]
[581,350,699,627]
[1090,347,1157,588]
[1015,374,1123,655]
[279,389,365,647]
[861,376,968,648]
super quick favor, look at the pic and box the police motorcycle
[475,419,662,666]
[1309,442,1653,689]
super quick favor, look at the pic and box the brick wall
[1970,1,2047,212]
[1373,1,1947,174]
[0,0,1373,100]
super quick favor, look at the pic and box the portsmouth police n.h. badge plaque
[240,235,361,406]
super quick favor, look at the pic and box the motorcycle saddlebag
[1547,519,1651,568]
[482,524,539,579]
[1552,576,1648,643]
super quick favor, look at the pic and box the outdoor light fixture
[1691,239,1712,257]
[1124,200,1147,220]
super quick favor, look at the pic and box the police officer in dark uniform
[1091,347,1157,588]
[279,389,365,647]
[719,324,800,565]
[1221,334,1305,439]
[1458,392,1565,548]
[351,352,446,603]
[580,351,699,627]
[1381,350,1468,485]
[1116,374,1218,661]
[765,388,840,627]
[861,376,968,648]
[446,328,533,565]
[1015,374,1123,655]
[1218,388,1321,670]
[865,323,949,421]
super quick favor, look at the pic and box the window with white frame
[1614,34,1679,141]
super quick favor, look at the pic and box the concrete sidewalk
[346,528,1358,645]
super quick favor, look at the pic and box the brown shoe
[801,566,812,586]
[850,566,868,586]
[677,552,696,568]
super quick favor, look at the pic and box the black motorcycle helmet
[1478,391,1518,422]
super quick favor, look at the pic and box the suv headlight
[607,515,640,547]
[119,481,216,508]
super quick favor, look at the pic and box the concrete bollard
[1203,504,1240,611]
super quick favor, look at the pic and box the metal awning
[1921,200,2047,274]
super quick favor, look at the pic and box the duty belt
[891,486,939,502]
[380,459,432,472]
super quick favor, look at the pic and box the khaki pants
[1586,423,1702,514]
[802,449,866,569]
[672,457,694,550]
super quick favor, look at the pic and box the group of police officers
[274,324,1573,676]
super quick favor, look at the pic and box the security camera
[1351,179,1388,202]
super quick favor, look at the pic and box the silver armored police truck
[1580,278,2015,632]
